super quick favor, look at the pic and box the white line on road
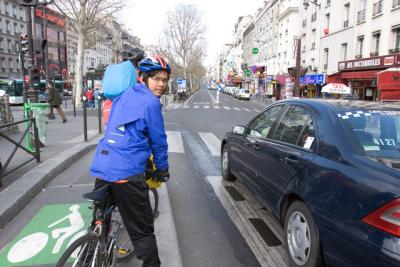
[204,105,210,109]
[214,106,220,109]
[198,132,221,156]
[223,106,231,110]
[243,108,251,112]
[46,183,94,189]
[206,176,287,267]
[233,107,241,111]
[183,106,189,109]
[253,109,260,112]
[166,131,185,153]
[193,105,199,109]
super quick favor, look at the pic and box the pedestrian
[46,80,67,123]
[90,55,171,267]
[86,88,94,109]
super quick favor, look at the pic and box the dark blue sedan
[221,99,400,267]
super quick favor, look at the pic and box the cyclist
[90,55,171,267]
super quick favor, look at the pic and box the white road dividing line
[63,129,98,143]
[233,107,241,111]
[243,108,251,112]
[198,132,221,156]
[204,105,210,109]
[166,131,185,153]
[193,105,199,109]
[253,109,260,112]
[214,106,220,109]
[223,106,231,110]
[206,176,287,267]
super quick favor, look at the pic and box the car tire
[284,201,324,267]
[221,144,236,182]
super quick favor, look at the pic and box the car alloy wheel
[221,145,235,181]
[287,211,311,265]
[284,201,324,267]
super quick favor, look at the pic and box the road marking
[253,109,260,112]
[62,129,97,144]
[204,105,210,109]
[183,105,189,109]
[193,105,199,109]
[205,102,210,104]
[46,183,93,189]
[233,107,241,111]
[223,106,231,110]
[166,131,185,153]
[198,132,221,156]
[243,108,251,112]
[206,176,287,267]
[214,106,220,109]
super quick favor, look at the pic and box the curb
[0,137,99,229]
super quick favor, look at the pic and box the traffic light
[31,68,41,89]
[18,0,38,6]
[20,34,29,54]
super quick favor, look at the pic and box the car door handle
[283,156,299,164]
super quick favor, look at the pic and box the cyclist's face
[148,71,169,97]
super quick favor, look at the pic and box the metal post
[83,96,88,142]
[97,97,102,134]
[43,4,49,78]
[294,38,301,97]
[73,97,76,117]
[25,6,38,103]
[33,119,40,162]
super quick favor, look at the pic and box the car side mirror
[232,125,247,135]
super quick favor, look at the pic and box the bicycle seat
[83,183,112,201]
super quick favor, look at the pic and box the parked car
[221,99,400,267]
[238,89,251,100]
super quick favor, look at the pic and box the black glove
[153,169,170,182]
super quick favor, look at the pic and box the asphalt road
[0,88,288,267]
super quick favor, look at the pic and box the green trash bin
[24,102,49,151]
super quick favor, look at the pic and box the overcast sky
[118,0,264,66]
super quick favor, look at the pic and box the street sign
[0,203,91,266]
[177,78,183,85]
[252,48,259,55]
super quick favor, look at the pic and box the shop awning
[340,70,379,79]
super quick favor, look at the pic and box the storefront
[300,74,326,98]
[377,68,400,101]
[327,54,400,101]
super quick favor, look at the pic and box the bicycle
[55,180,159,266]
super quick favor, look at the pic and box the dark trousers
[95,179,161,266]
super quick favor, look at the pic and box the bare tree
[160,4,206,92]
[53,0,123,104]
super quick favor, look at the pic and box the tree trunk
[75,1,86,106]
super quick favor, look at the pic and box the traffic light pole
[294,38,301,98]
[25,6,38,103]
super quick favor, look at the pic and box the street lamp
[303,0,320,9]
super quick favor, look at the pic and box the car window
[248,105,284,138]
[272,106,314,147]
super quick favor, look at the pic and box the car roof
[279,99,400,111]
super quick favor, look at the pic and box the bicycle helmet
[122,48,145,67]
[138,55,171,74]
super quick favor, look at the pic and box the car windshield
[244,90,250,93]
[338,108,400,160]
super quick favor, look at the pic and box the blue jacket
[90,83,168,182]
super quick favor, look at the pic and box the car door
[252,105,317,209]
[231,105,286,194]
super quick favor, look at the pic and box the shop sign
[321,83,351,94]
[300,74,326,85]
[36,9,65,27]
[252,48,259,55]
[378,70,400,91]
[338,55,399,71]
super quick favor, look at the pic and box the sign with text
[338,55,399,71]
[300,74,326,85]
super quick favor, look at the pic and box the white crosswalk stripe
[233,107,241,111]
[204,105,210,109]
[183,105,189,109]
[198,132,221,156]
[214,106,220,109]
[166,131,185,153]
[193,105,199,109]
[253,109,260,112]
[243,108,251,112]
[223,106,231,110]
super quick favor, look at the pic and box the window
[342,43,348,60]
[249,105,285,138]
[0,38,3,50]
[13,22,17,35]
[48,46,59,61]
[272,106,315,148]
[373,1,383,16]
[6,20,10,33]
[394,27,400,50]
[4,1,9,14]
[35,23,42,38]
[12,4,16,17]
[372,31,380,55]
[7,39,11,51]
[344,3,350,27]
[357,36,364,57]
[0,58,5,69]
[324,48,329,70]
[325,13,330,30]
[47,27,58,41]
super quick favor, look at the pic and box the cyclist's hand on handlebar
[153,169,170,182]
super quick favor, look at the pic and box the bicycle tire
[56,233,103,267]
[150,188,159,218]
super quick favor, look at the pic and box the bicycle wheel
[56,233,103,267]
[150,188,159,219]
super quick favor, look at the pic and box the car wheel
[221,144,236,181]
[284,201,324,267]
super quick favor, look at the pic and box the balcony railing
[389,48,400,54]
[373,1,383,16]
[343,20,349,28]
[311,13,317,22]
[355,54,363,59]
[357,9,366,23]
[393,0,400,8]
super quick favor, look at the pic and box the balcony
[373,1,383,16]
[311,13,317,22]
[393,0,400,8]
[343,20,349,28]
[311,42,316,50]
[355,54,363,59]
[370,51,379,57]
[357,9,366,23]
[389,48,400,54]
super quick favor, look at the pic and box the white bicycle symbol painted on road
[7,204,87,264]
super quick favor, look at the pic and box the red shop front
[327,54,400,101]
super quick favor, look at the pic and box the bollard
[73,97,76,117]
[33,119,41,162]
[82,96,88,142]
[97,97,102,134]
